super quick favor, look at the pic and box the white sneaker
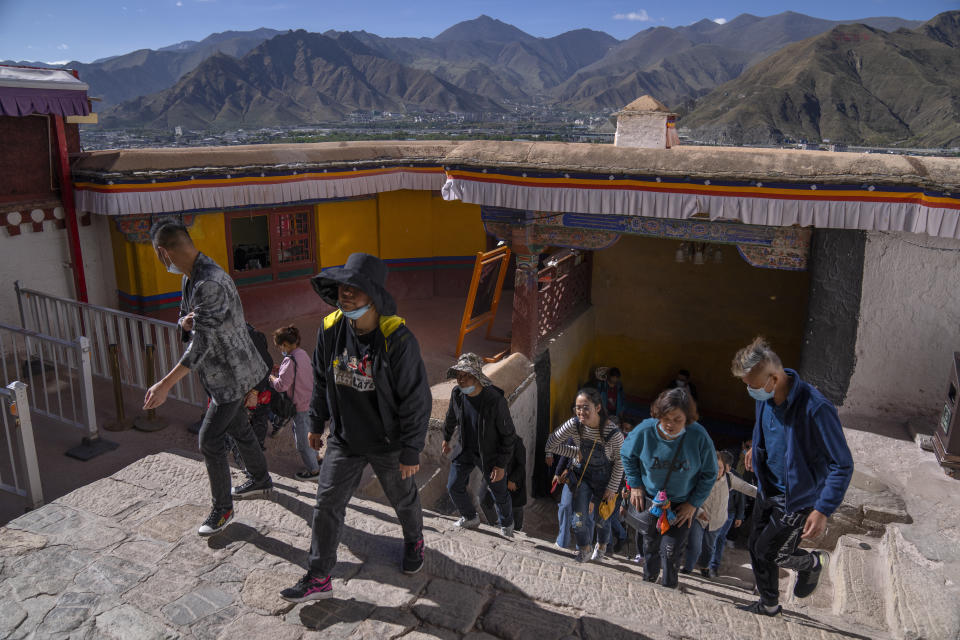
[500,524,514,538]
[454,515,481,530]
[633,553,643,563]
[590,543,605,561]
[575,548,588,563]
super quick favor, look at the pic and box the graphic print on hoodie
[330,330,388,453]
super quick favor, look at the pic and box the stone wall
[799,229,865,406]
[0,213,117,326]
[843,231,960,421]
[614,112,667,149]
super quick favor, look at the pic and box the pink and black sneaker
[280,573,333,603]
[402,538,425,574]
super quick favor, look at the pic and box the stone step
[881,526,960,640]
[828,534,888,632]
[0,453,900,640]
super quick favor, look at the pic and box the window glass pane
[231,216,271,271]
[276,212,309,238]
[278,237,310,264]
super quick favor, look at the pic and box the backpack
[269,354,299,421]
[246,323,273,391]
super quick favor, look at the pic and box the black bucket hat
[311,253,397,316]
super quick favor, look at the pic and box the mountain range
[7,12,958,147]
[681,11,960,147]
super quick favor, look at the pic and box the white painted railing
[0,381,43,510]
[15,282,205,408]
[0,321,98,441]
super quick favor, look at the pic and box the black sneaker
[402,539,424,574]
[231,476,273,499]
[295,469,320,479]
[198,507,234,537]
[737,600,782,617]
[280,573,332,603]
[794,550,829,599]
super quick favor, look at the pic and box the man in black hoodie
[442,353,518,537]
[280,253,432,604]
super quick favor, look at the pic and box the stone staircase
[4,452,940,640]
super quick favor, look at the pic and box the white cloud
[45,60,70,65]
[175,1,183,5]
[712,17,728,24]
[613,10,652,21]
[56,43,69,50]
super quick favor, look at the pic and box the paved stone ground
[1,452,892,640]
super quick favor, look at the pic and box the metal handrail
[0,320,96,440]
[0,381,43,510]
[15,281,204,408]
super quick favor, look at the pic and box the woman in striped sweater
[545,387,624,563]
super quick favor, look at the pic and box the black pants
[307,438,422,577]
[749,494,817,606]
[641,519,691,588]
[199,398,269,511]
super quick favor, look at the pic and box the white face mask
[158,248,182,275]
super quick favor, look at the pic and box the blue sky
[0,0,952,63]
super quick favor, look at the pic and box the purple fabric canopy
[0,86,90,117]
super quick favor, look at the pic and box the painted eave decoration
[71,140,960,241]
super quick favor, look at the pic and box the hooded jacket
[443,384,517,474]
[309,309,431,466]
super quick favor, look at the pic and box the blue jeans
[556,484,575,548]
[446,459,513,527]
[683,519,719,572]
[709,513,736,571]
[292,411,319,473]
[571,482,611,548]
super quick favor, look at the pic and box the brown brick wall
[0,114,80,204]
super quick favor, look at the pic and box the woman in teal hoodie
[621,388,717,588]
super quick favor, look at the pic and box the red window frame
[225,207,317,287]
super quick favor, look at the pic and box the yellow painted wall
[378,190,434,260]
[110,192,485,300]
[430,194,485,257]
[315,198,379,268]
[591,236,810,421]
[109,212,228,299]
[546,307,599,429]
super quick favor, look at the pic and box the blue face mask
[747,382,775,402]
[280,350,289,357]
[340,304,371,320]
[459,385,476,395]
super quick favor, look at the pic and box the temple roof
[73,140,960,191]
[618,95,672,114]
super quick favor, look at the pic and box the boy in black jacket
[441,353,518,538]
[280,253,432,604]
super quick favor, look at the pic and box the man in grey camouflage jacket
[144,219,272,537]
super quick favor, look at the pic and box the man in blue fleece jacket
[731,337,853,617]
